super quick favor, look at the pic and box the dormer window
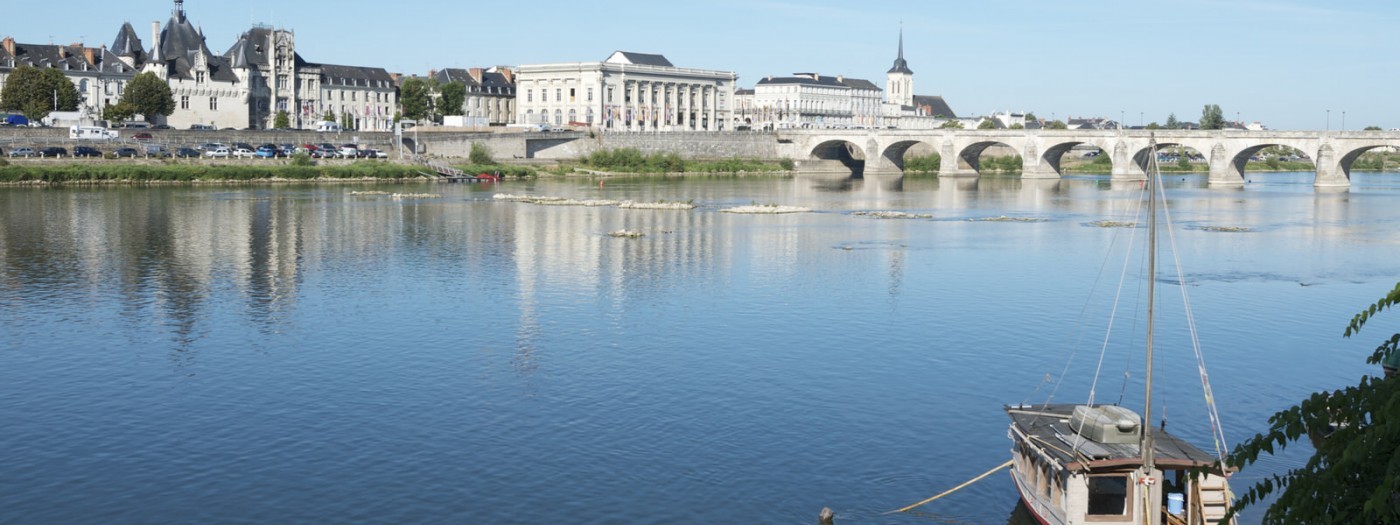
[196,71,205,83]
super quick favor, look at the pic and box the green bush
[468,142,493,164]
[581,147,783,174]
[290,152,315,166]
[904,153,941,173]
[778,158,795,171]
[0,163,421,183]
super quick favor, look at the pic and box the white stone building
[515,51,737,131]
[0,36,139,124]
[744,73,883,129]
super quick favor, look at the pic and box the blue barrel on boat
[1167,493,1185,515]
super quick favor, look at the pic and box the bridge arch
[1037,139,1112,177]
[807,139,867,174]
[1334,144,1392,181]
[880,140,938,172]
[953,140,1024,176]
[1222,142,1315,183]
[1130,142,1211,177]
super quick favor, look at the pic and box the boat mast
[1142,136,1158,479]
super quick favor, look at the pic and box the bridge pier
[1021,141,1060,179]
[1314,144,1351,187]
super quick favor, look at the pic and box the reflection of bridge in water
[779,129,1400,187]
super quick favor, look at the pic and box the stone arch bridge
[777,129,1400,187]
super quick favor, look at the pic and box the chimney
[428,68,437,80]
[498,67,513,84]
[2,37,14,57]
[84,47,96,66]
[58,46,67,59]
[469,67,483,84]
[151,21,160,57]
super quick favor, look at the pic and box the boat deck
[1006,403,1221,471]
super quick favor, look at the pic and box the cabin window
[1086,475,1130,516]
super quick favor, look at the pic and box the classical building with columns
[515,51,736,131]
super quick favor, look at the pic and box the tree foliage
[1364,126,1383,131]
[940,119,964,129]
[1166,113,1181,130]
[1200,104,1225,130]
[400,78,434,121]
[1044,120,1068,130]
[273,110,291,130]
[439,82,466,117]
[119,72,175,121]
[977,119,997,130]
[1024,112,1038,123]
[102,102,137,124]
[468,142,493,165]
[1226,282,1400,524]
[0,66,79,120]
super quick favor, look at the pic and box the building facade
[745,73,883,129]
[433,67,516,126]
[516,51,736,131]
[0,36,139,124]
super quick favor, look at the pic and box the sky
[7,0,1399,130]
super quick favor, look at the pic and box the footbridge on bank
[777,129,1400,187]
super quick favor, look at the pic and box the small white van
[317,121,343,133]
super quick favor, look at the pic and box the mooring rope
[886,460,1014,514]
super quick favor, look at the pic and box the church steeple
[886,26,914,107]
[888,27,913,75]
[173,0,186,21]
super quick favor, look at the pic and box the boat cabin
[1005,404,1234,525]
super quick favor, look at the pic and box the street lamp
[1326,109,1331,131]
[1342,111,1346,131]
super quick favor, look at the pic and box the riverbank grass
[0,162,426,183]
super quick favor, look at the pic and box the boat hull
[1009,467,1064,525]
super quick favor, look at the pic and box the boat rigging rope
[1027,179,1148,434]
[885,460,1014,514]
[1159,191,1230,464]
[1071,180,1149,457]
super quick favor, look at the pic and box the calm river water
[2,172,1398,524]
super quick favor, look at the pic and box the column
[706,85,717,131]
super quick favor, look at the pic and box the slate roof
[0,41,135,75]
[111,22,145,62]
[150,7,238,82]
[313,63,395,88]
[888,29,913,75]
[605,51,674,67]
[433,67,515,95]
[912,95,955,118]
[756,74,882,91]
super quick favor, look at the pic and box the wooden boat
[1005,137,1235,525]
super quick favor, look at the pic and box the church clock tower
[886,28,914,107]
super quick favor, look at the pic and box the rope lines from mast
[1158,186,1231,464]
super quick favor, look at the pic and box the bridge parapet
[774,129,1400,187]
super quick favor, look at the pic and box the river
[2,171,1397,524]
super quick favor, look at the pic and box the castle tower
[886,28,914,107]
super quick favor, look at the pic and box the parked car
[73,146,104,158]
[175,147,202,158]
[279,144,297,156]
[132,133,154,141]
[364,149,389,159]
[232,147,256,158]
[233,142,254,152]
[144,145,172,158]
[254,145,279,158]
[189,124,215,131]
[8,147,38,158]
[318,143,338,152]
[311,148,339,158]
[152,124,172,130]
[113,147,140,158]
[199,143,224,151]
[339,144,359,158]
[39,146,69,157]
[206,147,231,158]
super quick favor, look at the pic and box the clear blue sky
[8,0,1398,130]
